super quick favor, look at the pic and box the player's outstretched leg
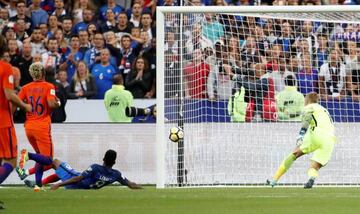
[304,161,322,189]
[267,148,304,187]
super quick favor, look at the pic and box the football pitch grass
[1,186,360,214]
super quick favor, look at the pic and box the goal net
[156,6,360,188]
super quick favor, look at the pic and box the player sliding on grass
[19,149,142,191]
[267,92,337,189]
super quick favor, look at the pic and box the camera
[125,106,155,117]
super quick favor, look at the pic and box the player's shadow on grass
[0,201,4,209]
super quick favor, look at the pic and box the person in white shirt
[319,49,347,100]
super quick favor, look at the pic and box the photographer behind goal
[104,74,156,122]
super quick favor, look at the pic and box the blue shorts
[55,162,81,182]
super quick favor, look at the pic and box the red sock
[28,165,53,175]
[42,173,60,185]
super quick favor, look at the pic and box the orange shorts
[25,127,53,157]
[0,127,18,159]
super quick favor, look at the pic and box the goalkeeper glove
[296,128,307,146]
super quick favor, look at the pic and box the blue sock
[0,163,14,184]
[34,163,44,187]
[28,153,53,165]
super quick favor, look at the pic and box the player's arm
[296,109,313,145]
[47,87,61,109]
[118,174,142,190]
[50,175,84,190]
[4,88,32,112]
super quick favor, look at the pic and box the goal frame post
[156,5,360,189]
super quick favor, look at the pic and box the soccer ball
[169,126,184,143]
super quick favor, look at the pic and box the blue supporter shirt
[91,63,118,99]
[68,164,128,189]
[72,22,89,35]
[61,49,83,82]
[296,69,319,94]
[99,5,124,21]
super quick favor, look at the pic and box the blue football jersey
[72,164,128,189]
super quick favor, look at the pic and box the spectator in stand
[91,48,118,99]
[6,0,18,18]
[184,49,209,98]
[207,42,233,101]
[99,0,124,21]
[54,28,68,54]
[56,69,70,90]
[0,8,10,32]
[118,34,139,78]
[61,16,73,42]
[68,61,97,99]
[39,22,49,38]
[319,49,347,100]
[125,56,153,98]
[345,42,360,101]
[228,36,243,70]
[202,13,224,43]
[45,67,67,123]
[277,20,296,56]
[7,38,19,63]
[3,24,22,49]
[15,18,30,42]
[316,34,328,69]
[28,0,49,27]
[100,9,117,33]
[29,27,46,56]
[46,15,59,39]
[87,22,98,42]
[295,20,318,62]
[41,37,61,71]
[78,29,91,55]
[9,1,32,32]
[59,34,83,83]
[104,74,134,122]
[185,24,212,57]
[105,31,121,49]
[73,8,94,34]
[269,58,297,93]
[266,43,282,73]
[12,42,33,86]
[115,11,133,39]
[276,75,305,122]
[129,3,142,28]
[52,0,67,21]
[241,35,263,68]
[165,31,178,56]
[84,32,117,69]
[140,12,155,40]
[72,0,96,25]
[296,53,319,94]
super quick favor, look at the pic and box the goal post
[156,5,360,188]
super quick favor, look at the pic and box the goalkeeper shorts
[300,131,336,166]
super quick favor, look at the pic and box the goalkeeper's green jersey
[275,86,304,121]
[104,85,134,122]
[302,103,335,135]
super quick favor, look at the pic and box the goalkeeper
[267,92,337,189]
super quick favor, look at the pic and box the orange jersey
[18,80,57,130]
[0,60,15,128]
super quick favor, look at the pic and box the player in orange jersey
[0,35,32,185]
[16,62,61,189]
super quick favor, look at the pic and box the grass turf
[1,186,360,214]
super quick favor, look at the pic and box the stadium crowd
[0,0,358,123]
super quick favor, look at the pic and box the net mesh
[162,9,360,187]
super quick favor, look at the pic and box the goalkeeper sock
[273,153,296,181]
[307,168,319,179]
